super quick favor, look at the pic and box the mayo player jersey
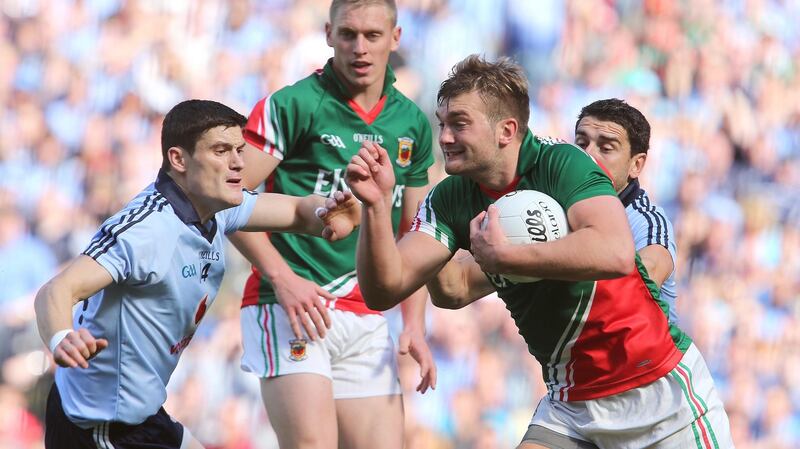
[56,171,257,428]
[412,132,691,401]
[242,59,433,313]
[619,179,679,324]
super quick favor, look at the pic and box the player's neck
[347,83,385,112]
[168,172,216,224]
[475,143,522,191]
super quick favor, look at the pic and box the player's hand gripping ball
[484,190,569,283]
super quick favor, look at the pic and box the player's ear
[325,22,333,47]
[391,26,401,51]
[629,152,646,179]
[497,118,518,146]
[167,146,188,174]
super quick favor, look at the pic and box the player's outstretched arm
[241,190,359,240]
[346,142,452,310]
[34,255,112,368]
[471,195,635,281]
[235,190,359,340]
[428,250,495,309]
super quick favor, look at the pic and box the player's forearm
[638,244,673,288]
[400,287,428,332]
[498,227,634,281]
[293,194,327,235]
[357,202,409,310]
[34,279,77,348]
[427,258,469,308]
[244,193,323,235]
[230,231,295,283]
[428,258,486,309]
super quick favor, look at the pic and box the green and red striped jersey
[412,131,691,401]
[242,60,433,314]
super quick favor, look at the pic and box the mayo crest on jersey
[56,171,257,428]
[242,59,433,314]
[411,131,691,401]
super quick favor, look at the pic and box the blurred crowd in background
[1,0,799,448]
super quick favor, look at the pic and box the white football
[488,190,569,283]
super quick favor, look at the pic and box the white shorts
[240,304,401,399]
[527,343,734,449]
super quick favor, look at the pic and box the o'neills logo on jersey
[396,137,414,167]
[353,133,384,144]
[321,134,346,149]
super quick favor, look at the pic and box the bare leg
[335,394,404,449]
[260,373,338,449]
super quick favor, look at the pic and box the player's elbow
[606,249,635,278]
[362,288,401,312]
[431,294,467,310]
[33,282,50,316]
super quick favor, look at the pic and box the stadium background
[1,0,799,447]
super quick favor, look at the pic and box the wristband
[49,329,73,353]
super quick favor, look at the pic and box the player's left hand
[318,190,360,241]
[469,205,509,273]
[398,327,437,394]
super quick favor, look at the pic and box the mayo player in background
[34,99,358,449]
[229,1,435,448]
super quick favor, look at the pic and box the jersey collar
[618,178,643,207]
[155,169,218,243]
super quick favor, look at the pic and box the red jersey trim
[348,95,387,125]
[595,160,615,190]
[479,175,522,200]
[551,269,682,401]
[243,97,268,151]
[241,269,381,315]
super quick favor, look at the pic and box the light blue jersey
[619,180,678,323]
[56,170,257,428]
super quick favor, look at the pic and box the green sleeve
[410,183,459,253]
[243,85,315,161]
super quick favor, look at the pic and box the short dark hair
[437,55,530,137]
[576,99,650,155]
[329,0,397,27]
[161,99,246,171]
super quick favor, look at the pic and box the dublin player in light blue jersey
[429,99,678,323]
[574,98,678,322]
[34,100,359,449]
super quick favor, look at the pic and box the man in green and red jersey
[346,55,733,449]
[229,1,436,448]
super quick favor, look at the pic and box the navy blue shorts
[45,383,184,449]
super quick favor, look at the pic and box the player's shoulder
[532,134,588,159]
[267,70,328,108]
[112,186,172,227]
[388,87,425,116]
[428,175,475,202]
[85,186,176,259]
[521,133,598,174]
[627,189,671,219]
